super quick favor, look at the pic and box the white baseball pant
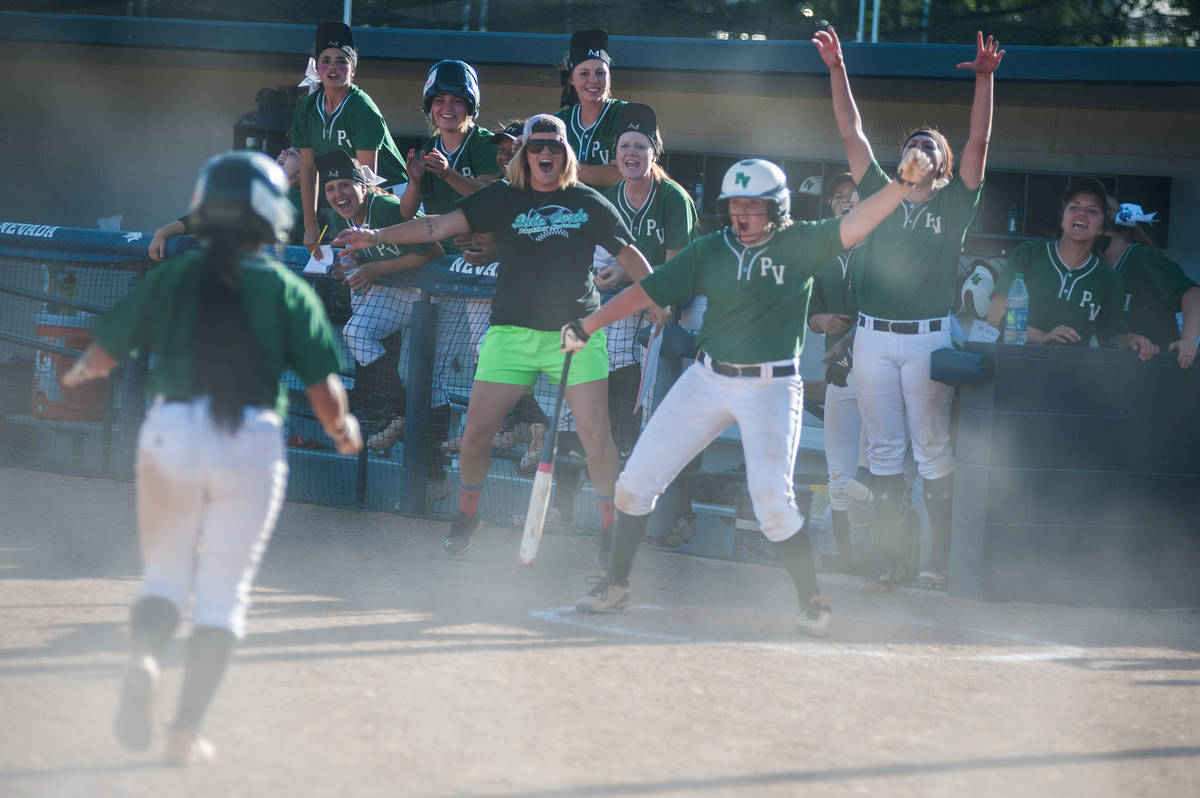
[822,371,868,511]
[341,285,461,408]
[616,357,805,542]
[134,398,288,639]
[852,317,955,480]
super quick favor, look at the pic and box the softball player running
[814,26,1002,591]
[987,178,1156,359]
[62,152,359,765]
[334,114,657,558]
[807,172,864,574]
[555,29,627,189]
[560,150,933,635]
[1097,197,1199,368]
[292,22,409,254]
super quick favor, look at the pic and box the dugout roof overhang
[3,11,1199,111]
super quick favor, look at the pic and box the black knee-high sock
[775,527,820,605]
[923,472,955,571]
[607,510,650,587]
[129,596,180,661]
[170,626,235,733]
[871,473,908,578]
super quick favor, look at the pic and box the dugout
[2,13,1199,602]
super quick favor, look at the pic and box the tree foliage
[1,0,1194,45]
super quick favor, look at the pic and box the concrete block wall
[951,343,1200,607]
[5,40,1199,274]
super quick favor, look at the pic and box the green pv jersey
[291,85,408,186]
[1110,242,1198,348]
[809,244,864,352]
[92,250,343,417]
[854,158,981,320]
[997,240,1129,344]
[639,219,845,364]
[555,99,628,185]
[602,176,698,266]
[327,192,432,266]
[418,125,501,254]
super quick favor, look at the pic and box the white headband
[1114,203,1157,227]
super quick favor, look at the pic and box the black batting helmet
[422,60,481,117]
[188,151,294,245]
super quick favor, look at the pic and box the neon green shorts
[474,325,609,386]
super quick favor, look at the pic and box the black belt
[701,352,797,378]
[858,316,943,335]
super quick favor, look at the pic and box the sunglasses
[526,139,566,155]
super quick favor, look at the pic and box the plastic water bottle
[1007,201,1023,234]
[1004,272,1028,345]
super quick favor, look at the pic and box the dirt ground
[1,465,1198,797]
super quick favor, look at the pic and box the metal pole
[480,0,489,32]
[871,0,881,42]
[921,0,931,44]
[343,0,351,26]
[857,0,866,42]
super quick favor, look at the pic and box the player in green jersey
[989,178,1156,361]
[555,29,627,189]
[560,148,933,634]
[814,26,1003,592]
[292,22,409,254]
[400,60,502,256]
[317,151,451,471]
[63,152,358,765]
[1097,197,1199,368]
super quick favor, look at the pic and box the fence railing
[0,223,734,540]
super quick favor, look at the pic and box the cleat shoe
[163,729,216,767]
[491,417,531,450]
[114,655,159,751]
[443,510,481,557]
[367,416,404,450]
[574,575,631,614]
[796,596,833,637]
[918,569,949,590]
[517,423,548,474]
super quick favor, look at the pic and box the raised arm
[956,32,1005,191]
[837,150,932,249]
[331,209,471,252]
[812,27,872,182]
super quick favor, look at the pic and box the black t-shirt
[458,180,634,331]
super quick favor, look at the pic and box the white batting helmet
[959,260,996,319]
[717,159,790,223]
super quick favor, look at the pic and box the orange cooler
[33,312,105,420]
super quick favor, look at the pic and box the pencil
[310,224,328,258]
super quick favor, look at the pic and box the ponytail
[559,65,579,108]
[191,232,271,432]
